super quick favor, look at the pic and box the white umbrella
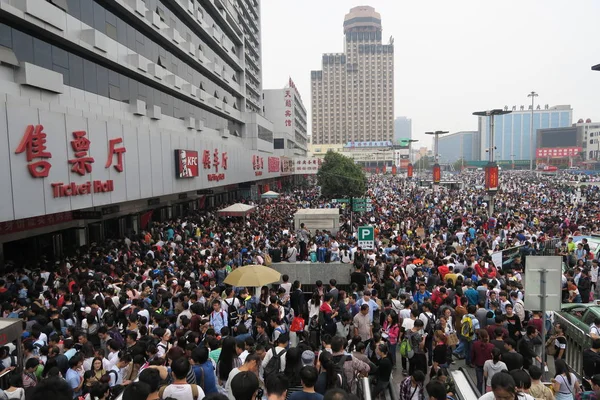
[261,190,280,199]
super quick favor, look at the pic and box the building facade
[394,116,412,142]
[311,6,394,145]
[575,120,600,161]
[263,78,308,157]
[437,131,479,164]
[478,104,573,162]
[0,0,311,263]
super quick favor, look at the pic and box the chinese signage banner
[536,147,582,158]
[344,141,393,148]
[293,158,322,174]
[174,149,199,178]
[268,157,280,173]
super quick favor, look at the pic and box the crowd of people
[0,170,599,400]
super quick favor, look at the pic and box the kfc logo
[175,150,199,178]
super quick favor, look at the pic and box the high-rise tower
[311,6,394,145]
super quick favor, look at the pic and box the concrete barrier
[270,262,354,285]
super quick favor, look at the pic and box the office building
[477,104,572,161]
[311,6,394,145]
[0,0,304,263]
[263,78,308,157]
[437,131,479,164]
[394,116,412,142]
[575,119,600,161]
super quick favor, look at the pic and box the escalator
[358,368,480,400]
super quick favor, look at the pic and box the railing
[554,311,590,377]
[359,377,372,400]
[451,368,481,400]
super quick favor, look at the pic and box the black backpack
[264,348,287,377]
[331,354,351,392]
[423,312,436,335]
[225,298,239,326]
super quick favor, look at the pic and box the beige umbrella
[223,265,281,287]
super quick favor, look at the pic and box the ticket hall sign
[14,124,125,198]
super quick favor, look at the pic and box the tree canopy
[317,152,366,199]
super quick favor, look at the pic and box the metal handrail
[450,368,481,400]
[360,377,372,400]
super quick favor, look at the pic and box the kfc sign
[175,149,199,178]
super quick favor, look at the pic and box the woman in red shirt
[383,311,400,367]
[319,294,337,335]
[470,329,495,394]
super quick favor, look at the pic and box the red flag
[198,195,206,210]
[140,210,153,230]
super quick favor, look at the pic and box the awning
[261,191,280,199]
[217,203,257,217]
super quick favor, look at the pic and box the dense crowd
[1,170,600,400]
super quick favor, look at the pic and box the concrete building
[311,6,394,145]
[394,116,412,142]
[477,104,573,162]
[0,0,301,263]
[575,119,600,161]
[437,131,479,164]
[263,78,308,157]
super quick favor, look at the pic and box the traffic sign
[357,226,375,249]
[333,198,350,204]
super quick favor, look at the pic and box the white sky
[261,0,600,148]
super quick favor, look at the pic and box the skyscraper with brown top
[311,6,394,146]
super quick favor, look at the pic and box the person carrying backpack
[158,357,204,400]
[262,334,289,376]
[456,305,479,368]
[419,302,436,365]
[223,289,240,330]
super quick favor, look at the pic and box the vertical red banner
[382,165,387,174]
[485,164,499,191]
[391,165,397,175]
[407,163,413,178]
[433,164,441,183]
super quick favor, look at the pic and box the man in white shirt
[225,354,261,400]
[261,335,288,373]
[159,357,204,400]
[109,353,132,387]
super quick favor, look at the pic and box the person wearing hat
[301,350,315,368]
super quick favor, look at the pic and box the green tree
[453,158,466,171]
[317,151,366,199]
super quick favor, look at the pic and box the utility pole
[473,109,512,217]
[528,91,539,170]
[425,131,449,191]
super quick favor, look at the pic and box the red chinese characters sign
[536,147,582,158]
[0,211,73,236]
[485,164,499,192]
[253,155,264,176]
[202,148,227,181]
[284,89,293,129]
[14,124,126,198]
[268,157,280,173]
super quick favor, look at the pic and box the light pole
[510,154,516,170]
[425,131,449,189]
[473,109,512,217]
[407,139,418,178]
[528,91,539,170]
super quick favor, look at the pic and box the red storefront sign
[485,164,499,192]
[13,124,126,198]
[536,147,582,158]
[253,155,264,176]
[0,211,73,236]
[268,157,280,173]
[433,164,441,183]
[174,149,199,178]
[407,163,414,178]
[202,148,227,179]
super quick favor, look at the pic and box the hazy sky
[261,0,600,148]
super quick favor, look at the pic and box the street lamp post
[510,154,516,170]
[407,139,418,178]
[473,109,512,217]
[425,131,449,190]
[528,91,539,170]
